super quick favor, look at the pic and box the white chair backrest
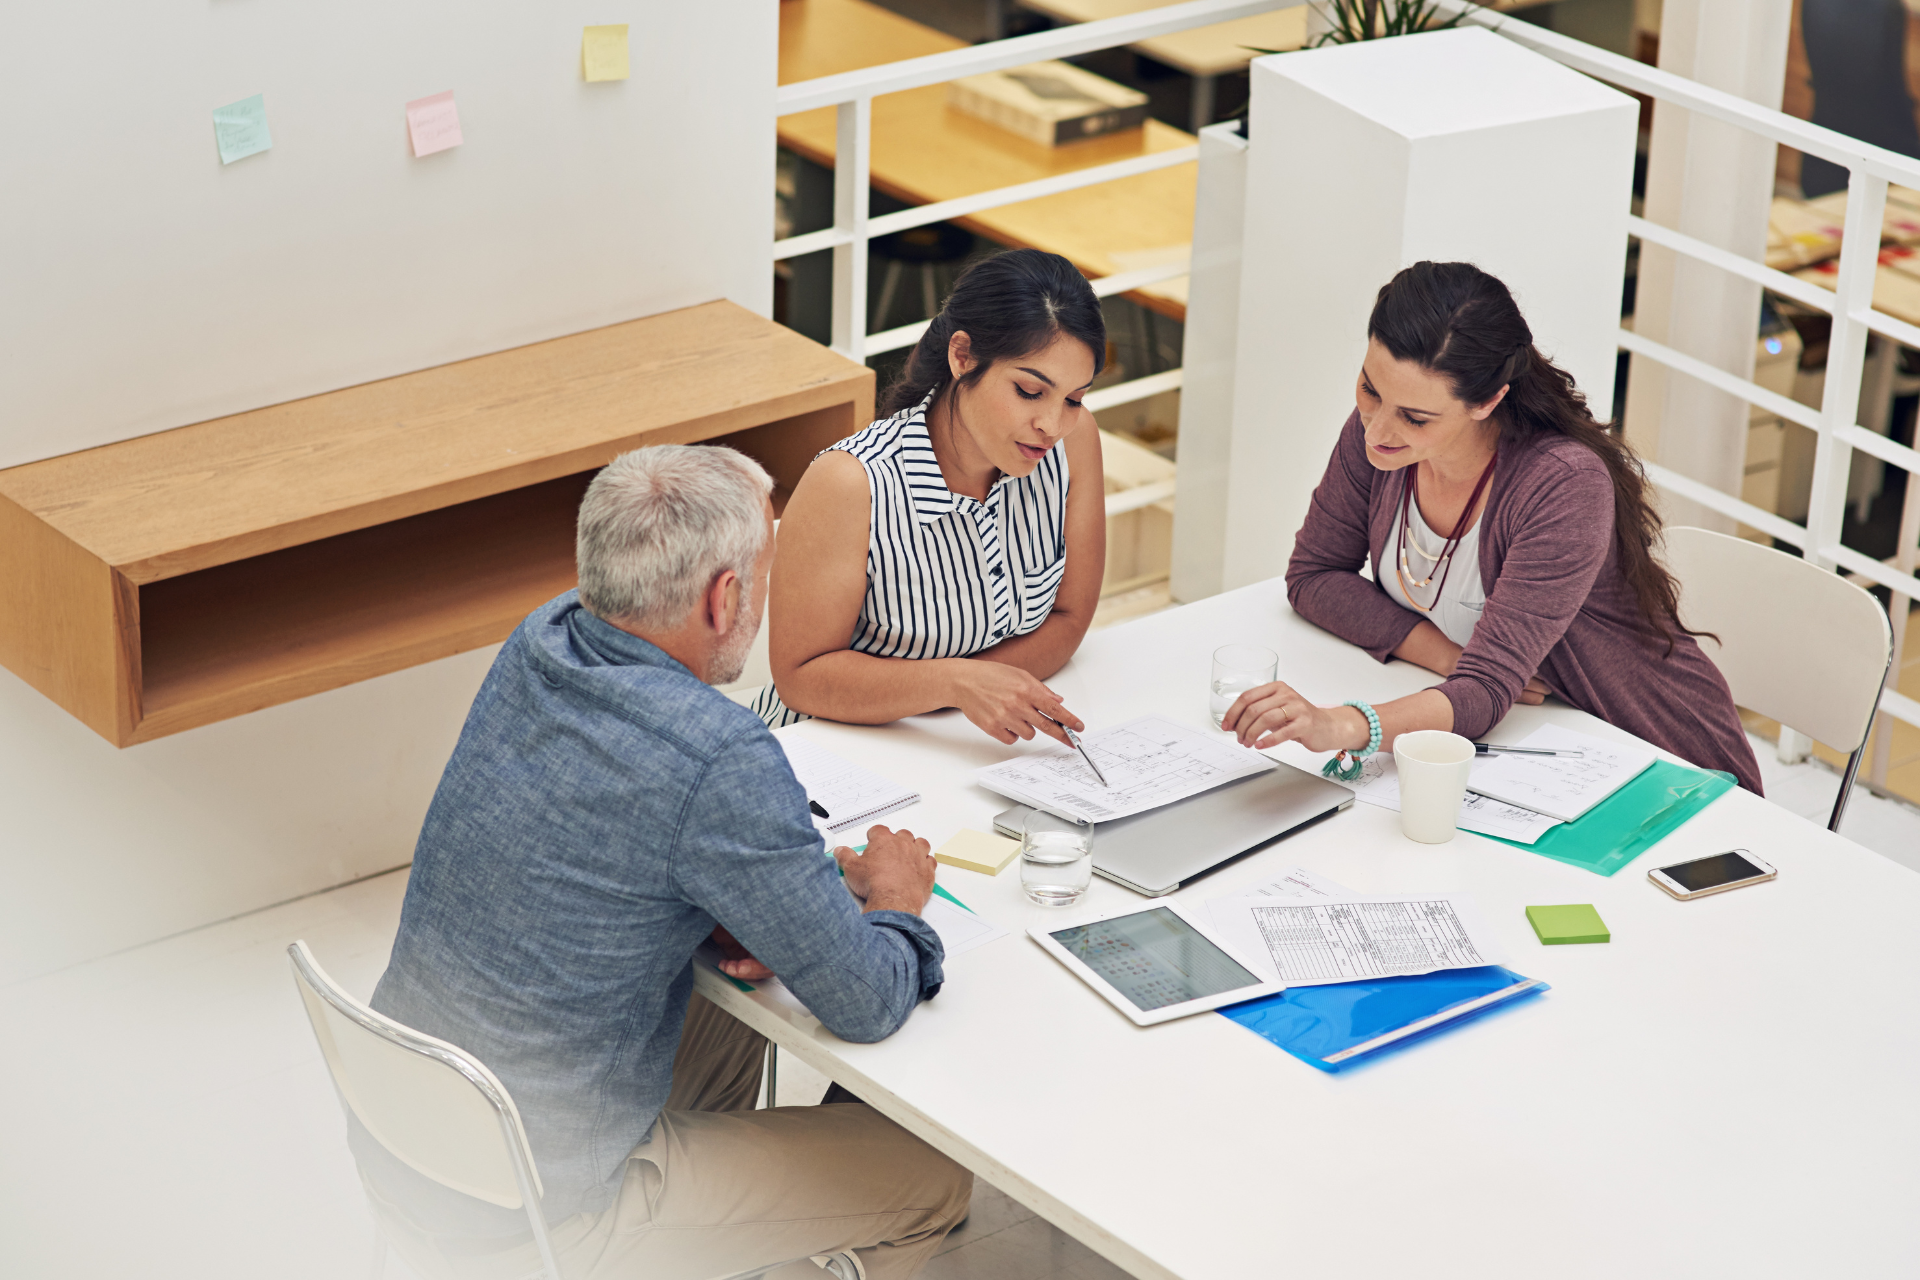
[1665,526,1892,752]
[288,940,542,1210]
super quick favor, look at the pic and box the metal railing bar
[1642,462,1809,548]
[1837,423,1920,476]
[1825,541,1920,604]
[1880,688,1920,732]
[773,227,854,262]
[864,320,930,358]
[1084,368,1183,413]
[858,260,1191,359]
[1446,2,1920,188]
[1106,478,1178,517]
[865,147,1200,241]
[1091,259,1192,296]
[1852,303,1920,354]
[777,0,1300,115]
[1627,216,1837,315]
[1617,329,1824,432]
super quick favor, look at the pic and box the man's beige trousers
[372,993,973,1280]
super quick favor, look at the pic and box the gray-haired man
[363,445,971,1278]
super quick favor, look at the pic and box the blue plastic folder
[1220,966,1548,1073]
[1485,760,1736,877]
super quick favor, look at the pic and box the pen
[1472,743,1585,758]
[808,799,830,819]
[1043,713,1109,787]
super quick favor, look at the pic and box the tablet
[1027,899,1285,1026]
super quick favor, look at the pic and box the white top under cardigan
[751,390,1071,728]
[1379,492,1488,648]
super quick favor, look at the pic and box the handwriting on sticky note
[406,91,463,158]
[582,24,630,82]
[213,94,273,165]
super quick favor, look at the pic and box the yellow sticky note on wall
[935,829,1021,876]
[583,24,630,82]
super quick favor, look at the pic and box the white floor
[3,733,1914,1280]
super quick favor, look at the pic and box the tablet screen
[1051,908,1261,1011]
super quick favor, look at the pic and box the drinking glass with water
[1020,810,1094,907]
[1210,644,1278,728]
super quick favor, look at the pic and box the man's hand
[710,925,773,982]
[835,825,936,916]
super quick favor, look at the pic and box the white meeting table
[695,578,1920,1279]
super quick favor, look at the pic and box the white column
[1171,122,1251,603]
[1623,0,1792,534]
[1219,28,1639,591]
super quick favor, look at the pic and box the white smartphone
[1648,848,1778,900]
[1027,898,1285,1027]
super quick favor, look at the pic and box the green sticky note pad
[1526,904,1609,945]
[212,93,273,165]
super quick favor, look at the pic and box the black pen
[809,799,830,819]
[1472,743,1584,758]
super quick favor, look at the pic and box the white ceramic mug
[1392,730,1476,844]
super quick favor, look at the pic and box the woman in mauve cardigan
[1221,263,1762,794]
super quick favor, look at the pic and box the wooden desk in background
[779,0,1199,322]
[1015,0,1308,129]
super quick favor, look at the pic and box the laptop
[992,761,1354,897]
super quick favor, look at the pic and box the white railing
[773,3,1920,757]
[1445,4,1920,758]
[772,0,1295,413]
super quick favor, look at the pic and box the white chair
[289,941,857,1280]
[1665,526,1894,830]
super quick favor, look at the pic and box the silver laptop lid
[995,763,1353,897]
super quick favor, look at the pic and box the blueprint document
[975,715,1274,823]
[1209,892,1505,987]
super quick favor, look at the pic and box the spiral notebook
[778,735,920,835]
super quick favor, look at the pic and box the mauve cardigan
[1287,411,1763,795]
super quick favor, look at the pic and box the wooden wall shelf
[0,301,873,746]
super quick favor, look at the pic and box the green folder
[1482,760,1735,877]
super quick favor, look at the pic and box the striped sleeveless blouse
[752,391,1071,728]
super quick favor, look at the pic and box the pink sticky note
[406,91,463,158]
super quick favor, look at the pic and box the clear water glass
[1210,644,1278,728]
[1020,810,1094,907]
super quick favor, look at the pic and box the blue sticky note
[213,94,273,165]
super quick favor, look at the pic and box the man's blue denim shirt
[369,592,944,1224]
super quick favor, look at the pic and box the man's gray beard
[710,587,759,686]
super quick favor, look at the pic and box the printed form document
[975,715,1273,823]
[1209,892,1505,987]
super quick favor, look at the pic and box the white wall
[0,2,777,981]
[0,0,777,469]
[1220,29,1638,591]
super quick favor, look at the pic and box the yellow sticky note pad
[583,24,630,82]
[935,829,1021,876]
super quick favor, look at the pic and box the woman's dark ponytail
[880,248,1106,417]
[1368,261,1698,654]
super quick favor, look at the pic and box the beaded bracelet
[1320,700,1382,782]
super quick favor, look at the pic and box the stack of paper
[975,714,1274,824]
[1465,724,1654,823]
[1320,725,1655,843]
[778,735,920,836]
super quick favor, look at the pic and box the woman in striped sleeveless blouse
[751,249,1107,746]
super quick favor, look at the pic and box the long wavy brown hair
[1368,261,1698,653]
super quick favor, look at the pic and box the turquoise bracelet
[1321,700,1381,782]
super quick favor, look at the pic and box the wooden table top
[1016,0,1307,76]
[779,0,1198,320]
